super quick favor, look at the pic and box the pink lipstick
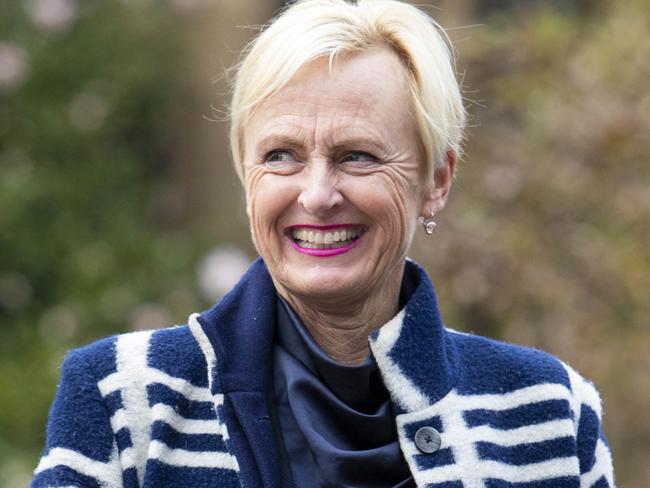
[287,224,365,257]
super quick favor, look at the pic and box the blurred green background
[1,0,648,486]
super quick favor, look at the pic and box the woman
[32,0,615,487]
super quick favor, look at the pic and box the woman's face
[243,47,451,305]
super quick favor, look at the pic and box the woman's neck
[275,274,402,366]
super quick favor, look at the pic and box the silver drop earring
[422,213,437,235]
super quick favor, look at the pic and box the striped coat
[32,258,615,487]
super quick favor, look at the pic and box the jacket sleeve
[31,346,123,488]
[566,365,616,488]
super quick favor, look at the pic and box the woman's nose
[297,163,344,216]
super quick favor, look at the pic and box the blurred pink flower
[197,245,250,302]
[0,43,27,92]
[25,0,78,32]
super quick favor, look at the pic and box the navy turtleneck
[270,270,417,487]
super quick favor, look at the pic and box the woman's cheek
[244,167,262,214]
[245,170,274,252]
[249,172,297,254]
[373,175,413,236]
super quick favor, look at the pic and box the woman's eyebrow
[328,134,395,156]
[330,135,385,148]
[254,133,305,151]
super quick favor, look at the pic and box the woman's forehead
[246,48,414,141]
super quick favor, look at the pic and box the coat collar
[369,260,457,413]
[193,257,456,410]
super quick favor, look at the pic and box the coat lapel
[194,258,282,488]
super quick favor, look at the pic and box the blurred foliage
[0,1,215,484]
[1,0,648,486]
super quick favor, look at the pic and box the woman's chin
[278,265,371,303]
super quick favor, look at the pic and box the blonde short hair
[229,0,466,181]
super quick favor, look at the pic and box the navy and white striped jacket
[32,258,615,487]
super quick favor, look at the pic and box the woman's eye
[261,150,301,174]
[342,151,378,164]
[265,150,295,164]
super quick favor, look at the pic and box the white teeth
[291,227,363,247]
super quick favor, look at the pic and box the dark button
[414,426,441,454]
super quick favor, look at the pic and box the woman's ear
[420,150,457,216]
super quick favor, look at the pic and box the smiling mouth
[290,226,364,249]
